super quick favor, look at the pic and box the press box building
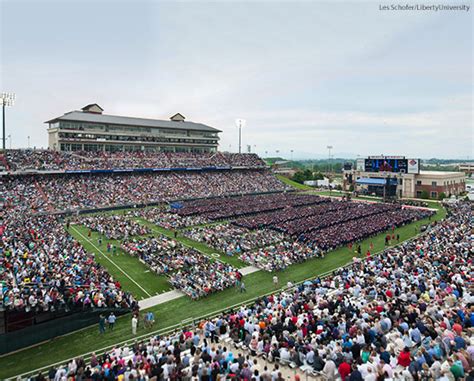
[46,104,221,153]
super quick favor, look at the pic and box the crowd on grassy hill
[3,150,266,172]
[37,202,473,381]
[0,213,136,312]
[0,170,287,213]
[79,215,151,240]
[121,236,239,299]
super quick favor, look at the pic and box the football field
[0,201,446,379]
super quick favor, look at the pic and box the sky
[0,0,472,159]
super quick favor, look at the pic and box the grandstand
[0,149,471,381]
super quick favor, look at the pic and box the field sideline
[0,201,445,379]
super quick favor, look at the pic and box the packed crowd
[239,205,432,270]
[178,197,432,271]
[3,150,266,172]
[78,215,151,240]
[241,240,322,271]
[233,201,345,230]
[38,202,473,381]
[217,202,473,381]
[121,236,238,299]
[183,224,286,256]
[272,203,408,236]
[0,169,287,213]
[42,330,288,380]
[169,259,239,300]
[0,213,136,312]
[133,208,210,229]
[302,207,433,251]
[176,193,326,220]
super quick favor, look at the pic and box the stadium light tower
[327,145,333,173]
[1,93,16,150]
[235,119,246,154]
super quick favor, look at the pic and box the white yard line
[239,265,260,276]
[71,226,152,298]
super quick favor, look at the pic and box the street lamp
[27,135,30,149]
[235,119,246,154]
[7,134,11,149]
[290,149,294,161]
[0,93,16,150]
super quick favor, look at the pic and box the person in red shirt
[397,347,411,367]
[338,360,351,381]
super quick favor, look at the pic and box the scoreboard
[354,156,420,174]
[364,158,408,173]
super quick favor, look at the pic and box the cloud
[1,1,472,159]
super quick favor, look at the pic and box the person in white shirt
[365,366,377,381]
[132,315,138,335]
[279,347,290,362]
[322,357,337,381]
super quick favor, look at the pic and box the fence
[0,307,130,355]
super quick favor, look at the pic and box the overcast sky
[1,0,472,159]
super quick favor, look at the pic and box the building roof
[356,178,387,185]
[418,170,464,177]
[81,104,104,113]
[45,111,221,133]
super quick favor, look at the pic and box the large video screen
[364,158,408,173]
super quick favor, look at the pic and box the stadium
[0,104,472,381]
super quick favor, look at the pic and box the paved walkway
[138,266,259,309]
[138,289,185,309]
[240,265,260,276]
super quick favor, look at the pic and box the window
[431,181,437,187]
[416,180,422,185]
[416,191,422,198]
[431,191,437,199]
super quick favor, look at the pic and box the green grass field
[0,203,446,379]
[137,218,246,269]
[275,174,314,190]
[68,225,172,299]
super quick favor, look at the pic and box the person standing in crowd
[107,312,116,330]
[145,311,155,329]
[132,314,138,335]
[98,314,106,334]
[273,274,279,288]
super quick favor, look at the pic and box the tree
[438,192,447,200]
[313,172,324,180]
[420,190,429,199]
